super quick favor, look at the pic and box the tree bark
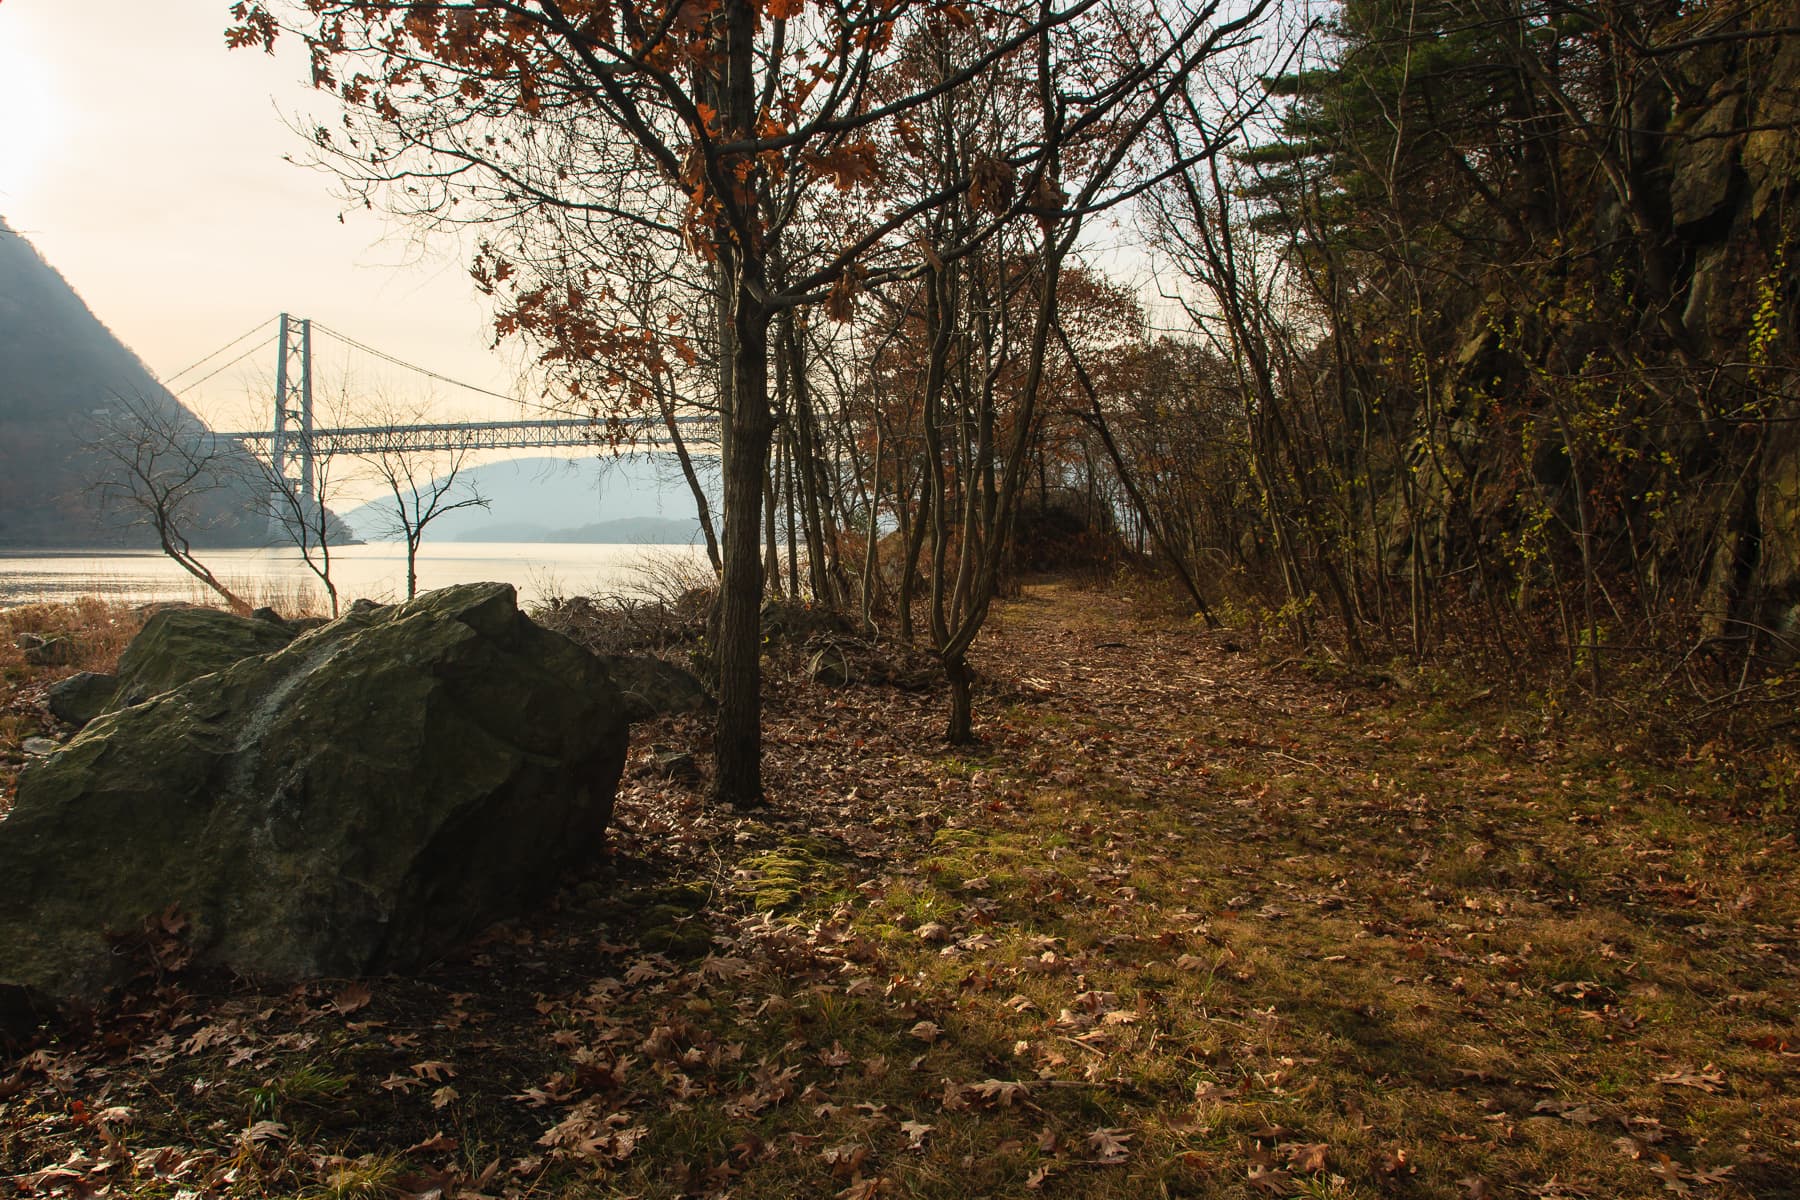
[712,282,773,809]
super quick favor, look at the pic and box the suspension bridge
[170,313,711,519]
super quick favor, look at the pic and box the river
[0,541,715,613]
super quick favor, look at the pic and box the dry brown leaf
[1284,1142,1329,1172]
[1653,1066,1725,1093]
[1247,1166,1293,1194]
[1085,1126,1132,1164]
[330,982,372,1016]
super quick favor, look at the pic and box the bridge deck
[216,416,715,456]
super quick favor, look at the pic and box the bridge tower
[268,313,315,526]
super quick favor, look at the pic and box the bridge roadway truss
[207,313,716,523]
[215,415,703,457]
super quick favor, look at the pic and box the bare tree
[359,444,490,600]
[89,390,251,613]
[260,449,349,617]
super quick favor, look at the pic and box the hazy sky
[0,0,1187,440]
[0,0,526,431]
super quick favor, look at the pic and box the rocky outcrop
[0,583,628,1025]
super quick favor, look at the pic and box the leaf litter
[3,580,1799,1197]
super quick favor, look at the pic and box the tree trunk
[944,651,974,744]
[661,387,722,574]
[712,286,773,809]
[763,455,783,599]
[860,420,883,635]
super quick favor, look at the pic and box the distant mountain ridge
[0,217,267,547]
[340,455,717,544]
[450,516,704,544]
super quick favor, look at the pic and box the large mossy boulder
[0,583,627,1026]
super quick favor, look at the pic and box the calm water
[0,541,714,612]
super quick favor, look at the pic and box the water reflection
[0,542,712,611]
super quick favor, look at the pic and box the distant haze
[339,456,717,545]
[0,0,535,431]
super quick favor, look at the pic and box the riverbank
[0,542,713,611]
[3,579,1798,1197]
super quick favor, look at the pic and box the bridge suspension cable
[310,321,528,408]
[162,315,279,389]
[170,338,276,397]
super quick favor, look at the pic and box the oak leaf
[1085,1126,1131,1163]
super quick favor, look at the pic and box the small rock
[808,646,854,688]
[21,737,60,757]
[599,654,714,722]
[46,672,117,727]
[649,750,701,784]
[14,634,75,667]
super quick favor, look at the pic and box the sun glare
[0,26,65,203]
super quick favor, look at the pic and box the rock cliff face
[1427,7,1800,639]
[0,583,628,1024]
[1680,22,1800,634]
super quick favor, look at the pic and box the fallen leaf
[967,1079,1031,1108]
[1285,1142,1329,1172]
[838,1177,881,1200]
[1247,1166,1293,1194]
[900,1120,932,1149]
[1650,1152,1690,1194]
[1086,1126,1132,1164]
[431,1085,459,1109]
[1653,1066,1725,1093]
[331,982,372,1016]
[240,1120,288,1146]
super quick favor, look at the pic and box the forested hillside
[0,218,267,547]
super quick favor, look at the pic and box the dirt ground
[3,580,1798,1199]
